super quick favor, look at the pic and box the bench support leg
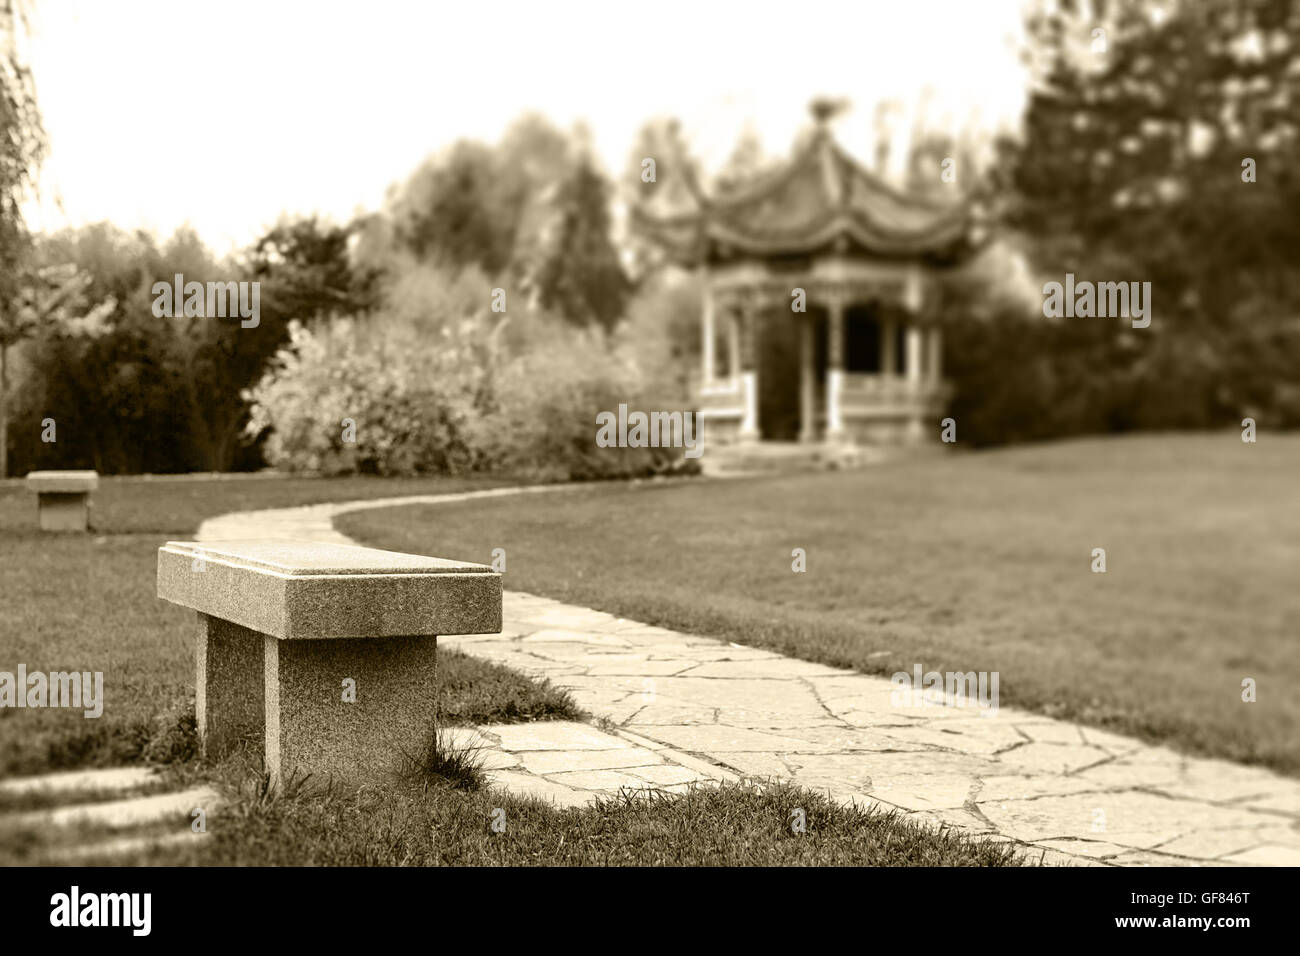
[264,634,438,789]
[195,614,266,760]
[37,492,89,532]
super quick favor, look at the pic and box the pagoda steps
[700,441,896,477]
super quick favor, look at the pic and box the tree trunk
[0,343,8,479]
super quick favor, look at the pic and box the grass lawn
[341,433,1300,776]
[0,475,572,776]
[3,777,1029,867]
[0,473,1026,866]
[0,525,579,775]
[0,473,513,535]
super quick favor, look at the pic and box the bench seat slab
[25,470,100,494]
[158,540,501,639]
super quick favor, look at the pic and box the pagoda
[635,102,978,447]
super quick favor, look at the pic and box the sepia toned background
[1,0,1297,870]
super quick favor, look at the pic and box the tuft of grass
[233,768,318,814]
[593,715,620,734]
[140,704,200,765]
[407,727,487,792]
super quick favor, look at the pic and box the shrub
[244,316,480,476]
[469,321,688,481]
[245,262,698,481]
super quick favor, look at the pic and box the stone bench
[156,540,501,788]
[26,470,99,532]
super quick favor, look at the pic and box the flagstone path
[7,484,1297,865]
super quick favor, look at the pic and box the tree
[19,225,265,474]
[621,116,703,281]
[388,140,520,274]
[383,116,631,329]
[248,214,377,322]
[524,153,632,331]
[713,121,772,193]
[995,0,1300,429]
[3,262,115,471]
[0,0,45,476]
[382,114,574,280]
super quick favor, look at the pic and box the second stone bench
[156,539,502,789]
[26,470,99,532]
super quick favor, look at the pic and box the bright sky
[23,0,1031,253]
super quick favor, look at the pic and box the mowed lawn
[341,433,1300,776]
[0,473,513,535]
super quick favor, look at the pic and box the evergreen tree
[997,0,1300,427]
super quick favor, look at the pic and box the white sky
[22,0,1031,253]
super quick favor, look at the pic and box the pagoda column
[825,293,845,442]
[881,317,898,376]
[904,264,926,440]
[737,297,759,442]
[927,324,943,381]
[701,286,715,387]
[728,310,741,384]
[905,322,925,443]
[798,316,815,443]
[905,323,923,385]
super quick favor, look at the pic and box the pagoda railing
[698,375,744,419]
[839,373,950,417]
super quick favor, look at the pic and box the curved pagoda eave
[633,128,978,270]
[634,226,976,270]
[700,216,974,265]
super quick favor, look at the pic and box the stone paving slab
[0,766,159,797]
[10,786,219,831]
[467,721,721,806]
[47,830,208,862]
[433,721,719,807]
[192,490,1300,867]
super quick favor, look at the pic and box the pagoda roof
[634,124,975,267]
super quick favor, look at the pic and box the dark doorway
[846,304,882,373]
[758,310,801,441]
